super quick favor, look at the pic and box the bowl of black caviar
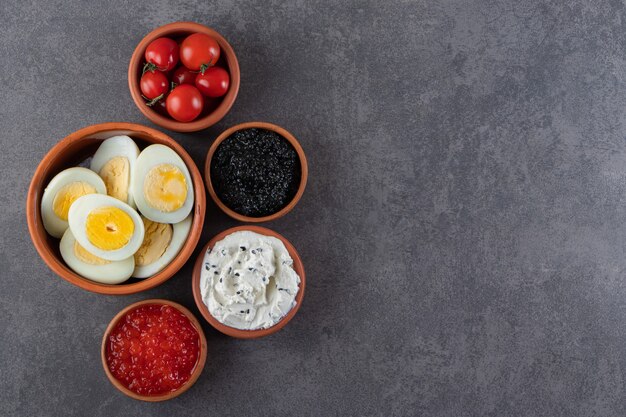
[205,122,308,222]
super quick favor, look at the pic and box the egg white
[41,167,107,238]
[68,194,145,261]
[90,135,140,208]
[59,228,134,284]
[132,214,193,279]
[131,144,194,224]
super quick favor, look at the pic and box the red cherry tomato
[166,84,204,122]
[144,37,179,72]
[140,70,169,100]
[195,67,230,97]
[180,33,220,72]
[172,66,198,86]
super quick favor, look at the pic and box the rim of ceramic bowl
[192,225,306,339]
[204,122,308,222]
[128,21,240,132]
[101,299,208,401]
[26,122,206,295]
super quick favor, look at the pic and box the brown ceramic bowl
[128,21,240,132]
[205,122,308,222]
[101,299,207,402]
[26,122,206,295]
[192,225,306,339]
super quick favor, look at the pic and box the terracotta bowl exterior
[101,299,208,402]
[192,225,306,339]
[26,122,206,295]
[205,122,308,222]
[128,21,240,132]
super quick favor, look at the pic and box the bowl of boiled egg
[26,122,206,295]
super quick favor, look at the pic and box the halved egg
[131,144,194,223]
[90,135,140,208]
[41,167,107,238]
[68,194,145,261]
[132,214,193,278]
[59,228,134,284]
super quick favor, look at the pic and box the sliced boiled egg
[132,214,192,278]
[68,194,145,261]
[90,135,140,208]
[59,228,134,284]
[41,167,107,238]
[131,144,194,223]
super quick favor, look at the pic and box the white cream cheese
[200,231,301,330]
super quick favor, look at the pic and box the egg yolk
[134,216,173,266]
[52,182,97,220]
[144,164,187,212]
[73,241,110,265]
[99,156,130,203]
[86,206,135,251]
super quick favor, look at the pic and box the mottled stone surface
[2,0,626,415]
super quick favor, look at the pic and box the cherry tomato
[140,70,169,100]
[172,66,198,86]
[180,33,220,72]
[145,37,179,72]
[195,67,230,98]
[166,84,204,122]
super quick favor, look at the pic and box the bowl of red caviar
[101,299,207,401]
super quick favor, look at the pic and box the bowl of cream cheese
[192,225,305,338]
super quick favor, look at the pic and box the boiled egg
[132,214,192,278]
[131,144,194,223]
[41,167,107,238]
[68,194,145,261]
[90,135,140,208]
[59,228,134,284]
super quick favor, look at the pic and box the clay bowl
[192,225,306,339]
[101,299,207,402]
[205,122,308,222]
[26,122,206,295]
[128,21,240,132]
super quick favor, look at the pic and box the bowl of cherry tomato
[128,22,240,132]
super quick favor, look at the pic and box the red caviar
[105,304,200,396]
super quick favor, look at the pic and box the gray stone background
[1,0,626,415]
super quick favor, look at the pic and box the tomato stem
[143,93,164,107]
[199,52,216,74]
[142,62,158,75]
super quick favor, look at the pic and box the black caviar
[211,128,301,217]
